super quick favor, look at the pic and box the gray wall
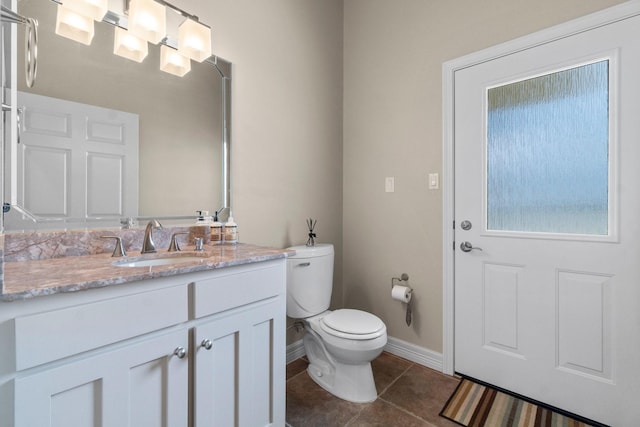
[342,0,626,353]
[189,0,627,350]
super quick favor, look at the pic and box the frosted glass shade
[113,27,148,62]
[128,0,166,44]
[178,18,212,62]
[62,0,108,21]
[55,5,95,45]
[160,44,191,77]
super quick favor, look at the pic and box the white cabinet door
[14,329,189,427]
[193,297,286,427]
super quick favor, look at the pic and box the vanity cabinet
[14,328,190,426]
[2,259,286,427]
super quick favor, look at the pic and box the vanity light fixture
[159,44,191,77]
[49,0,214,76]
[55,4,95,45]
[113,26,148,62]
[178,18,211,62]
[127,0,166,44]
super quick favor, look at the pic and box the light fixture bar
[152,0,200,22]
[62,0,108,21]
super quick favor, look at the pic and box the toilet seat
[320,309,385,340]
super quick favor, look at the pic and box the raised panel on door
[193,297,285,427]
[86,153,124,216]
[14,329,188,427]
[21,145,70,216]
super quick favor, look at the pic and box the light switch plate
[428,173,439,190]
[385,177,395,193]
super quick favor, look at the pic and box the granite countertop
[1,243,294,301]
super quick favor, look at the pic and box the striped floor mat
[440,378,599,427]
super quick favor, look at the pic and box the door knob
[201,339,213,350]
[460,241,483,252]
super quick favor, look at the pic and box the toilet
[287,244,387,403]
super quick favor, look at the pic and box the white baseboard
[286,336,443,373]
[286,339,305,364]
[384,336,443,372]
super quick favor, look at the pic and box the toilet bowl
[286,244,388,403]
[303,309,387,402]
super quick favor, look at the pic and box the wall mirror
[2,0,230,231]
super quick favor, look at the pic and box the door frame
[441,0,640,376]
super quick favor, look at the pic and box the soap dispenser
[224,212,238,244]
[211,210,223,245]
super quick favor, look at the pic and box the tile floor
[286,352,462,427]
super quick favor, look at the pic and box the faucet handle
[194,237,204,252]
[101,236,127,257]
[168,232,189,252]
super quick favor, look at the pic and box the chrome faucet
[141,219,163,254]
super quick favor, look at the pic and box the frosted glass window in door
[487,61,609,235]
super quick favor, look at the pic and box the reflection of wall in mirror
[16,0,223,218]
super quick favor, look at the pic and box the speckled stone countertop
[1,243,294,301]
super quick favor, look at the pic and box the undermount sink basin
[112,254,206,268]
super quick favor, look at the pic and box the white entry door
[453,13,640,427]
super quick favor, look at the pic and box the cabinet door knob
[201,339,213,350]
[173,347,187,359]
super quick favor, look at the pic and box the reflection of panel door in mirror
[12,92,138,224]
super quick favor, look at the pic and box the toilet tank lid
[287,243,333,258]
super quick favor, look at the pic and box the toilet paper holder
[391,273,413,327]
[391,273,410,289]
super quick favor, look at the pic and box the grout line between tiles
[377,395,433,425]
[286,368,308,382]
[376,360,415,397]
[343,403,369,427]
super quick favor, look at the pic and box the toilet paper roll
[392,285,412,303]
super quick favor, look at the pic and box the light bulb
[128,0,166,44]
[178,18,212,62]
[55,4,95,45]
[160,44,191,77]
[114,27,148,62]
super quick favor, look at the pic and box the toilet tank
[286,244,334,319]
